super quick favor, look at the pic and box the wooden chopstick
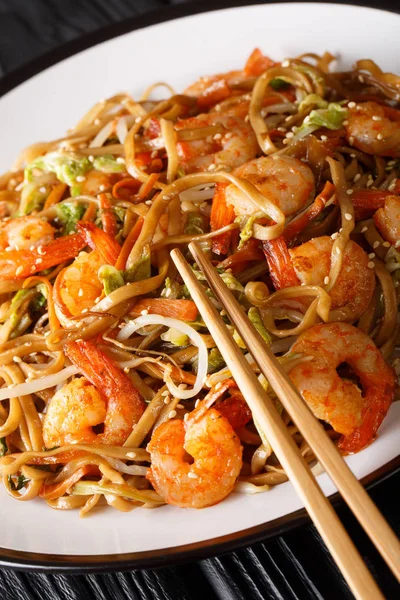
[188,240,400,583]
[171,246,385,600]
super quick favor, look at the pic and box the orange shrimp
[344,102,400,156]
[43,340,145,448]
[373,195,400,245]
[288,323,395,453]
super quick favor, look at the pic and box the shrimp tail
[338,380,395,454]
[210,183,235,255]
[263,237,300,290]
[65,340,146,432]
[0,233,86,280]
[76,221,121,265]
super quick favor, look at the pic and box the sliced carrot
[244,48,275,77]
[130,298,198,321]
[82,201,97,222]
[115,216,144,270]
[39,465,93,500]
[112,177,141,200]
[44,183,67,209]
[76,221,121,265]
[0,233,86,281]
[138,173,160,200]
[210,183,235,255]
[263,237,300,290]
[351,189,396,220]
[283,181,335,242]
[99,193,117,237]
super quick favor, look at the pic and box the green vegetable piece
[238,215,257,248]
[8,474,30,491]
[0,437,8,457]
[25,152,91,187]
[161,277,190,300]
[161,327,189,347]
[56,201,86,234]
[98,264,125,295]
[19,182,49,215]
[292,103,348,142]
[207,347,225,373]
[93,155,126,173]
[248,307,272,345]
[184,212,205,236]
[269,78,290,90]
[298,94,328,113]
[125,247,151,283]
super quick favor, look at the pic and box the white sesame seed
[39,186,46,193]
[94,296,101,303]
[25,342,33,347]
[350,153,356,158]
[177,403,184,409]
[282,60,290,67]
[377,133,383,141]
[285,115,292,122]
[168,410,177,419]
[35,258,43,265]
[358,75,364,83]
[342,120,349,126]
[188,471,199,479]
[395,240,400,248]
[94,118,100,125]
[373,241,380,249]
[277,127,287,132]
[116,157,125,164]
[367,261,375,269]
[372,115,382,121]
[331,232,339,240]
[286,131,294,139]
[388,180,397,191]
[76,175,85,182]
[5,246,12,252]
[368,252,376,259]
[81,308,88,313]
[335,246,341,255]
[178,383,187,390]
[244,115,249,122]
[195,399,200,408]
[215,382,222,390]
[13,356,22,363]
[366,179,374,188]
[348,102,356,109]
[163,396,171,405]
[213,133,222,140]
[208,164,217,171]
[99,184,106,191]
[346,189,354,196]
[382,241,391,248]
[15,266,23,276]
[126,452,136,459]
[161,390,169,397]
[37,245,45,255]
[78,289,84,297]
[124,367,130,373]
[344,213,353,220]
[349,136,354,145]
[324,276,330,285]
[282,139,289,145]
[184,413,189,422]
[353,174,361,182]
[88,155,94,162]
[214,104,221,112]
[320,135,328,141]
[224,132,232,140]
[140,309,149,316]
[387,160,396,167]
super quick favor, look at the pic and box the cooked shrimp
[80,170,122,196]
[344,102,400,157]
[53,250,104,327]
[288,322,395,453]
[373,195,400,245]
[289,236,375,320]
[0,215,55,251]
[175,112,258,174]
[224,155,315,218]
[43,340,145,447]
[147,408,243,508]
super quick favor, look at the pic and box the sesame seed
[244,115,249,122]
[387,160,396,167]
[367,261,375,269]
[195,399,200,408]
[126,452,136,459]
[395,240,400,248]
[342,120,349,126]
[25,342,32,347]
[286,131,294,139]
[213,133,222,140]
[282,60,290,67]
[324,276,330,285]
[35,258,43,264]
[116,157,125,164]
[94,296,101,303]
[331,232,339,240]
[382,241,391,248]
[163,396,171,405]
[349,136,354,145]
[348,102,356,109]
[353,173,361,182]
[208,163,217,171]
[277,127,287,132]
[177,403,184,409]
[82,308,88,313]
[224,132,232,140]
[350,153,356,158]
[366,179,374,188]
[99,184,106,191]
[88,155,94,162]
[215,382,222,390]
[282,139,289,145]
[140,309,149,316]
[184,413,189,422]
[320,135,328,141]
[373,241,380,248]
[285,115,293,122]
[15,266,23,276]
[345,189,353,196]
[368,252,376,259]
[188,471,199,479]
[123,367,130,373]
[372,115,382,121]
[377,133,383,140]
[178,383,187,390]
[168,410,177,419]
[94,118,100,125]
[135,116,142,123]
[39,186,46,193]
[358,75,364,83]
[335,246,341,255]
[161,390,169,397]
[76,175,85,182]
[388,180,397,191]
[5,246,12,252]
[344,213,353,220]
[13,356,22,363]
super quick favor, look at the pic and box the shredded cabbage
[92,155,125,173]
[56,201,86,234]
[25,152,91,188]
[161,327,189,347]
[292,103,348,142]
[98,265,125,295]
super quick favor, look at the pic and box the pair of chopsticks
[171,242,400,600]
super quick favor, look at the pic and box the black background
[0,1,399,598]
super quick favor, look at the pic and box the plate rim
[0,0,399,573]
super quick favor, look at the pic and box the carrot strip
[23,276,60,331]
[130,298,198,321]
[138,173,160,200]
[112,177,141,200]
[263,237,300,290]
[115,217,144,270]
[99,193,117,237]
[244,48,275,77]
[210,183,235,255]
[283,181,335,242]
[39,465,93,500]
[82,201,97,222]
[44,183,67,209]
[76,221,121,265]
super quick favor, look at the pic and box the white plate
[0,2,399,570]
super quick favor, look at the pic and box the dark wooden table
[0,1,399,598]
